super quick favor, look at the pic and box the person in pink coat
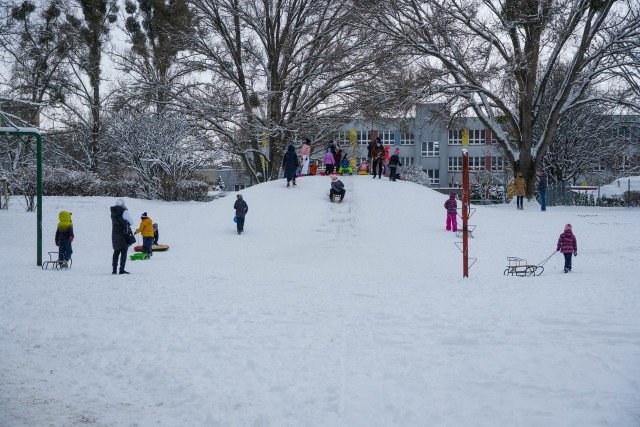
[557,223,578,273]
[301,138,311,175]
[323,148,335,175]
[444,193,458,232]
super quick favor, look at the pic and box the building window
[591,161,606,172]
[448,130,462,145]
[421,141,439,156]
[234,184,247,191]
[399,156,415,165]
[469,129,486,144]
[448,157,462,171]
[449,129,486,144]
[400,131,414,145]
[379,130,394,145]
[426,169,439,185]
[468,156,486,170]
[491,156,506,172]
[357,130,370,145]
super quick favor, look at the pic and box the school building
[333,103,639,189]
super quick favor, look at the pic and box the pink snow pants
[446,213,457,232]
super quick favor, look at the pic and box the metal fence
[545,179,640,207]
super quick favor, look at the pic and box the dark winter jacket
[371,144,385,162]
[537,173,548,192]
[557,230,577,254]
[55,211,74,245]
[282,145,298,180]
[444,194,457,215]
[234,199,249,217]
[331,179,345,192]
[111,205,130,250]
[389,154,402,167]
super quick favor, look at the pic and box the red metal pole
[462,150,469,278]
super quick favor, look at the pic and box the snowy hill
[1,175,640,426]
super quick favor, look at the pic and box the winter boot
[286,182,290,188]
[119,270,130,274]
[293,181,296,186]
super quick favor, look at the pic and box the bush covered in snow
[401,164,432,186]
[8,166,208,209]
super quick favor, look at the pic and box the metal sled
[504,256,543,277]
[42,251,72,270]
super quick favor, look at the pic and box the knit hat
[237,194,243,199]
[394,148,400,154]
[141,212,147,218]
[331,174,337,181]
[450,193,456,198]
[153,223,158,230]
[305,138,311,144]
[564,223,572,230]
[115,198,125,207]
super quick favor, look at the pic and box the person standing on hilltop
[282,144,298,187]
[301,138,311,175]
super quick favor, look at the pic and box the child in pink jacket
[444,193,458,232]
[557,223,578,273]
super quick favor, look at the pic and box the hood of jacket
[287,144,295,151]
[57,211,72,229]
[111,205,125,218]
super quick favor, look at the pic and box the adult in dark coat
[536,170,548,212]
[282,144,298,187]
[233,194,249,234]
[111,199,133,274]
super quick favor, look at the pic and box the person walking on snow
[444,193,458,232]
[111,199,134,274]
[135,212,154,257]
[234,194,249,234]
[301,138,311,175]
[282,144,298,187]
[514,172,526,210]
[55,210,74,268]
[329,174,346,202]
[537,170,548,211]
[388,148,402,181]
[323,148,336,175]
[557,223,577,273]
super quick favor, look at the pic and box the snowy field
[1,175,640,427]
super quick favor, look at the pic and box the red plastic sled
[134,244,170,252]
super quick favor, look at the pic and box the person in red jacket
[444,193,458,232]
[557,223,578,273]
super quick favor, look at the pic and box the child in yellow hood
[55,211,74,267]
[135,212,154,257]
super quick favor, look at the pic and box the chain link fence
[544,178,640,207]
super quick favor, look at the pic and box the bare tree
[62,0,118,171]
[105,109,219,199]
[112,0,196,112]
[356,0,640,196]
[185,0,380,182]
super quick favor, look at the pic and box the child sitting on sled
[329,174,346,202]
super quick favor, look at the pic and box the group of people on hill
[109,200,159,274]
[282,136,406,184]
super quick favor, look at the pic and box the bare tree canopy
[186,0,380,182]
[355,0,640,195]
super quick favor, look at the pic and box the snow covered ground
[1,175,639,427]
[598,175,640,197]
